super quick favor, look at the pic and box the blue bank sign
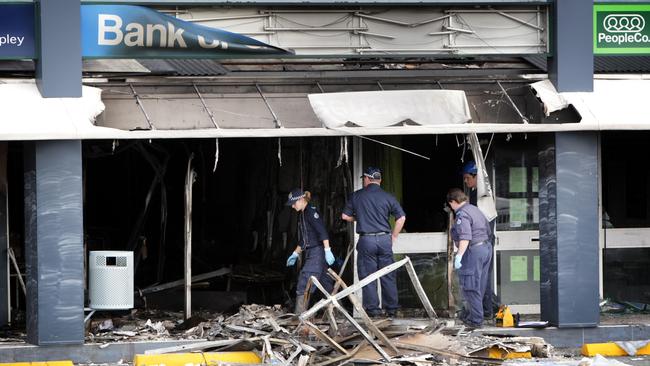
[0,4,36,59]
[0,4,289,59]
[81,5,290,58]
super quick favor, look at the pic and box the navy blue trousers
[296,246,330,298]
[357,235,398,315]
[458,242,492,326]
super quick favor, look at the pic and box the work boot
[461,319,482,331]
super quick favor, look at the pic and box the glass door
[492,136,540,314]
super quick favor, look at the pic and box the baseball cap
[285,188,305,206]
[361,167,382,180]
[461,161,477,175]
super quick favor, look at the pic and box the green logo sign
[595,4,650,54]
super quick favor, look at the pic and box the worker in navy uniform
[461,160,496,321]
[461,161,478,206]
[285,188,336,314]
[447,188,492,328]
[342,167,406,317]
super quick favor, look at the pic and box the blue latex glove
[286,252,299,267]
[325,248,335,266]
[454,254,463,270]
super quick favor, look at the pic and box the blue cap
[461,161,477,175]
[361,166,382,180]
[285,188,305,206]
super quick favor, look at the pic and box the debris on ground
[578,354,633,366]
[82,256,554,364]
[600,299,650,315]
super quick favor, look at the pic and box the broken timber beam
[300,257,410,320]
[301,257,436,321]
[312,341,366,366]
[139,267,231,295]
[308,276,392,362]
[404,258,437,318]
[327,269,400,355]
[144,339,244,354]
[303,320,348,356]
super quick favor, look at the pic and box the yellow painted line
[0,362,73,366]
[582,342,650,357]
[134,352,262,366]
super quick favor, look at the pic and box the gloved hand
[286,252,299,267]
[325,248,335,266]
[454,254,463,270]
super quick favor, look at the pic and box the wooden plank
[139,267,231,295]
[325,305,338,337]
[303,320,348,356]
[225,324,270,335]
[144,339,245,355]
[283,345,302,366]
[312,341,365,366]
[404,257,437,319]
[309,275,391,362]
[327,269,399,355]
[300,257,410,320]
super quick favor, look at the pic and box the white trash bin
[89,251,134,310]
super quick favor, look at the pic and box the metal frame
[168,5,548,55]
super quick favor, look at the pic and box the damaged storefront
[1,59,587,327]
[3,2,650,363]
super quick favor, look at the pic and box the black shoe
[461,319,482,330]
[385,310,397,318]
[368,311,383,319]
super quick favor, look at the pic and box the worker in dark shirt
[342,167,406,317]
[461,160,496,320]
[286,188,335,314]
[462,161,478,205]
[448,188,492,328]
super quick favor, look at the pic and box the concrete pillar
[548,0,593,92]
[24,141,84,345]
[36,0,81,97]
[539,132,599,327]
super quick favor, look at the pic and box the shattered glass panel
[602,132,650,228]
[604,248,650,304]
[394,253,459,311]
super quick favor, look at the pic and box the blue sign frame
[0,4,36,59]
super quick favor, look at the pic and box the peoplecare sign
[595,4,650,54]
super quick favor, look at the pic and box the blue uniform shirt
[299,205,329,249]
[451,203,490,244]
[343,184,405,234]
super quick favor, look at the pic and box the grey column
[24,141,84,345]
[36,0,81,97]
[539,132,599,327]
[547,0,593,92]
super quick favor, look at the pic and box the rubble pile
[86,257,554,364]
[86,304,552,365]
